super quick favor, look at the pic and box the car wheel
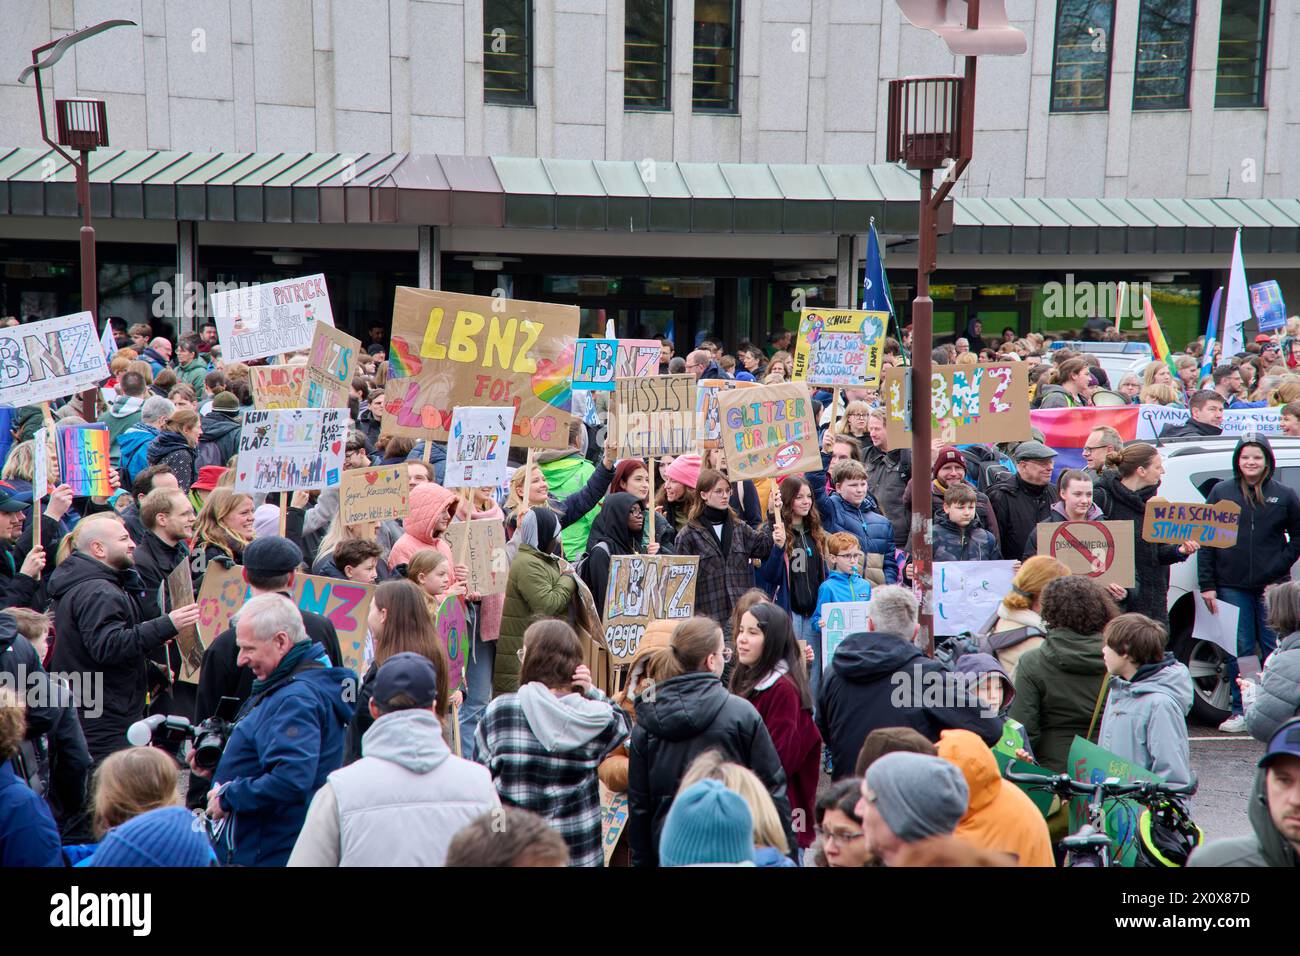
[1177,639,1232,726]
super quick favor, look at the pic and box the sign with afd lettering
[610,375,696,457]
[380,287,579,450]
[1141,499,1240,549]
[1037,519,1135,588]
[210,274,334,364]
[602,554,699,663]
[791,308,888,387]
[0,311,111,408]
[884,362,1030,448]
[715,381,820,481]
[820,602,871,670]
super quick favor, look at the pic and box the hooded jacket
[198,410,241,467]
[1097,654,1194,786]
[288,709,500,867]
[953,652,1016,715]
[812,569,872,631]
[146,430,198,491]
[1008,627,1108,773]
[979,606,1046,681]
[1189,766,1298,867]
[104,395,145,465]
[496,510,576,696]
[118,422,161,485]
[1199,435,1300,593]
[583,492,647,619]
[931,511,1002,562]
[745,668,822,850]
[815,631,1003,780]
[987,472,1057,566]
[937,728,1054,866]
[1248,631,1300,744]
[627,671,793,867]
[175,355,209,393]
[1095,469,1187,626]
[904,476,1001,549]
[386,482,458,570]
[211,645,354,867]
[0,762,63,867]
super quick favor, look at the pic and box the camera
[126,697,241,771]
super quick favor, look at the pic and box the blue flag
[1201,286,1222,385]
[862,221,894,317]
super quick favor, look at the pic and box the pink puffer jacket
[387,482,457,570]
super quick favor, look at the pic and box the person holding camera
[190,593,353,867]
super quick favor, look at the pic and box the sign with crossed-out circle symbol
[1041,519,1135,588]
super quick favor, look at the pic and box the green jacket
[103,395,145,466]
[1008,627,1108,774]
[539,454,597,561]
[176,356,210,394]
[494,543,577,698]
[1189,768,1298,867]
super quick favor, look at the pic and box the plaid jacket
[475,687,630,867]
[674,518,774,628]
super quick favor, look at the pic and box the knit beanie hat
[865,752,969,844]
[252,503,281,539]
[90,806,215,867]
[663,454,702,492]
[932,446,965,481]
[659,779,755,867]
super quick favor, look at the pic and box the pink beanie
[663,453,702,491]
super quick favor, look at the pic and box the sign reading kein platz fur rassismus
[715,382,821,481]
[0,311,111,407]
[235,408,348,493]
[210,274,334,364]
[611,375,696,457]
[884,362,1030,448]
[1142,499,1241,549]
[380,287,579,450]
[602,554,699,662]
[791,309,888,387]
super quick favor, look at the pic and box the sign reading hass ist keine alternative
[611,375,696,457]
[235,408,347,493]
[210,274,334,364]
[884,362,1030,448]
[791,309,888,387]
[715,382,820,481]
[0,311,111,408]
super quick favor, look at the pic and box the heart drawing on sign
[531,341,575,410]
[239,473,247,482]
[365,472,379,485]
[331,441,341,454]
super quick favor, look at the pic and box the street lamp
[18,19,136,423]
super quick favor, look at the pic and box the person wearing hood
[936,729,1054,867]
[978,557,1070,681]
[626,617,793,867]
[1034,357,1093,409]
[475,620,629,867]
[118,396,174,487]
[582,492,654,619]
[1199,433,1300,733]
[385,481,459,571]
[902,444,1000,550]
[1159,389,1224,439]
[506,424,616,561]
[197,391,243,468]
[145,407,201,492]
[1022,468,1106,559]
[289,653,499,866]
[987,441,1059,564]
[103,371,148,468]
[597,458,676,552]
[1009,575,1117,774]
[817,586,1002,781]
[1097,613,1194,786]
[495,508,578,697]
[1190,717,1300,867]
[190,593,353,867]
[1247,581,1300,744]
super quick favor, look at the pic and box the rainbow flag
[1144,295,1177,378]
[1031,407,1140,476]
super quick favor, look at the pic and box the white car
[1049,340,1152,389]
[1156,435,1300,725]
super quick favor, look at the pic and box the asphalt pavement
[1188,726,1266,840]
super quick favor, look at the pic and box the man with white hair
[139,336,173,376]
[815,586,1002,780]
[191,592,352,867]
[118,396,175,485]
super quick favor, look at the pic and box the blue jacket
[810,470,898,584]
[119,423,161,484]
[0,762,63,867]
[813,570,873,630]
[407,441,447,483]
[212,646,353,867]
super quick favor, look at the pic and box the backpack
[961,444,1012,494]
[195,438,226,469]
[573,541,609,597]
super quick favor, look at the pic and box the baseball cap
[373,652,440,710]
[243,535,304,576]
[1259,717,1300,769]
[0,482,27,513]
[1012,440,1058,463]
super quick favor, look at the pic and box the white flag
[1222,229,1250,359]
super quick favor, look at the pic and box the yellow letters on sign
[419,307,540,373]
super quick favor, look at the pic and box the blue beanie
[90,806,216,867]
[659,779,755,867]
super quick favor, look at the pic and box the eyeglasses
[814,826,864,845]
[1083,444,1110,453]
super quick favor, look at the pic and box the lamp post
[18,19,136,423]
[887,1,1024,653]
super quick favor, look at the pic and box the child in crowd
[932,482,1002,562]
[813,459,897,585]
[813,532,873,632]
[334,539,382,585]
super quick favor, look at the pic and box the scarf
[508,506,561,562]
[700,503,733,557]
[249,640,317,697]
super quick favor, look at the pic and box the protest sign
[791,309,888,387]
[994,733,1056,818]
[166,563,202,683]
[197,563,374,676]
[445,406,515,488]
[615,339,661,378]
[715,382,820,481]
[210,274,334,364]
[1193,591,1241,658]
[57,424,112,497]
[0,311,110,408]
[600,786,630,867]
[444,519,509,596]
[610,375,696,457]
[1250,280,1287,332]
[1067,736,1163,867]
[602,554,699,662]
[695,378,757,450]
[572,575,617,696]
[934,560,1017,636]
[381,287,578,450]
[437,596,471,691]
[884,362,1030,448]
[100,323,116,363]
[1142,499,1240,549]
[572,338,616,391]
[339,464,410,525]
[1037,520,1135,588]
[304,323,361,408]
[1135,403,1282,440]
[32,427,48,497]
[249,365,306,410]
[235,408,347,493]
[820,602,871,670]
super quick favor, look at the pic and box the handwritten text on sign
[250,365,306,410]
[235,408,347,493]
[821,602,871,670]
[934,560,1018,636]
[572,339,616,391]
[444,519,509,596]
[304,323,361,408]
[58,425,112,497]
[602,554,699,662]
[1036,519,1136,588]
[715,382,821,481]
[1142,500,1240,549]
[445,406,515,488]
[210,274,334,364]
[695,378,757,450]
[791,309,887,387]
[339,464,410,525]
[611,375,696,457]
[0,311,110,408]
[885,362,1030,448]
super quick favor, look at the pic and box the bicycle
[1003,764,1199,867]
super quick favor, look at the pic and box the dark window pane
[1215,0,1268,107]
[1134,0,1195,110]
[693,0,738,112]
[1050,0,1115,112]
[626,0,672,110]
[484,0,532,105]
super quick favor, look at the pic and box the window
[1215,0,1268,107]
[483,0,532,106]
[626,0,671,110]
[1050,0,1115,112]
[692,0,738,112]
[1133,0,1196,110]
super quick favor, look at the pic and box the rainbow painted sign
[438,595,471,691]
[57,424,112,496]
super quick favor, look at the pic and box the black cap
[243,535,304,576]
[373,652,439,710]
[0,481,28,513]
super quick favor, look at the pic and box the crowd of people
[1,315,1299,870]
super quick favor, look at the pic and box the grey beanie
[865,752,969,843]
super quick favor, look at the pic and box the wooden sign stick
[521,447,536,516]
[33,401,56,555]
[830,387,841,434]
[647,460,656,549]
[278,493,289,538]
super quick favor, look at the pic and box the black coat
[1095,471,1188,626]
[1159,419,1222,439]
[987,472,1057,563]
[47,551,178,764]
[198,411,242,466]
[626,671,792,867]
[816,631,1003,780]
[146,430,199,492]
[133,531,191,710]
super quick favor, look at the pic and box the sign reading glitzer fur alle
[715,381,820,481]
[884,362,1030,448]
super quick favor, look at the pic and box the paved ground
[1188,727,1266,840]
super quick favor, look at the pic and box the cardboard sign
[438,595,471,692]
[304,323,361,408]
[0,311,110,408]
[235,408,347,493]
[600,785,630,866]
[571,575,617,697]
[610,375,696,458]
[57,424,111,496]
[339,464,410,525]
[1250,280,1287,332]
[715,382,820,481]
[444,519,509,596]
[1067,735,1163,867]
[572,338,617,391]
[695,378,758,450]
[196,562,374,676]
[249,365,307,409]
[1135,404,1283,440]
[820,602,870,670]
[444,406,515,488]
[167,562,203,684]
[601,554,699,662]
[380,287,578,450]
[32,427,49,497]
[934,560,1017,636]
[884,362,1030,448]
[615,338,660,378]
[791,308,888,386]
[1036,520,1136,588]
[210,273,334,363]
[1142,499,1240,549]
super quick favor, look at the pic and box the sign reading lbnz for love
[235,408,347,493]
